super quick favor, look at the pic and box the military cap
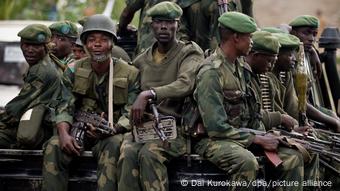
[261,27,286,34]
[218,11,257,33]
[289,15,319,28]
[273,33,300,50]
[18,24,51,44]
[49,21,78,38]
[252,31,280,54]
[147,1,183,20]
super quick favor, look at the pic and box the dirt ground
[254,0,340,29]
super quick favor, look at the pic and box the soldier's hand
[131,90,153,125]
[294,125,312,135]
[58,131,81,156]
[253,134,280,152]
[281,114,298,131]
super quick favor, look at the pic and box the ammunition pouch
[17,104,47,148]
[132,115,177,143]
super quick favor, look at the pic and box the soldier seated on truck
[117,2,204,191]
[0,24,65,149]
[42,14,140,191]
[193,12,311,191]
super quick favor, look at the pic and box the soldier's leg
[0,126,16,148]
[42,136,73,191]
[138,135,186,191]
[267,147,304,191]
[92,134,123,191]
[117,133,144,191]
[195,139,258,191]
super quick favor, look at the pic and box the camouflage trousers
[42,134,123,191]
[195,138,319,191]
[117,132,186,191]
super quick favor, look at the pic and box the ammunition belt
[259,74,273,112]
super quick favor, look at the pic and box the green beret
[218,12,257,33]
[289,15,319,28]
[49,21,78,38]
[147,1,183,20]
[252,31,280,54]
[272,33,301,50]
[17,24,51,44]
[261,27,286,34]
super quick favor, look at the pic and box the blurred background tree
[0,0,139,26]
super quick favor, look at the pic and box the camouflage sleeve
[153,49,203,100]
[116,67,140,131]
[5,74,46,119]
[54,71,75,125]
[196,69,255,147]
[283,73,299,120]
[261,110,282,131]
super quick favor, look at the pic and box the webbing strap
[108,59,114,129]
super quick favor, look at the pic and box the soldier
[245,31,320,188]
[270,32,340,132]
[187,0,254,51]
[118,2,203,191]
[42,14,140,191]
[48,21,78,74]
[118,0,190,55]
[72,27,87,61]
[0,24,65,149]
[194,12,305,191]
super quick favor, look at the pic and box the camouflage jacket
[133,40,203,117]
[50,53,74,75]
[270,70,299,120]
[55,57,140,131]
[194,48,264,148]
[1,55,64,125]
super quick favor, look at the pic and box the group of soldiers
[0,0,340,191]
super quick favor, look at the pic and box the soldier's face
[252,53,277,74]
[50,33,74,59]
[72,45,87,60]
[20,41,46,65]
[85,32,112,63]
[291,27,317,51]
[151,19,178,43]
[235,33,253,56]
[275,49,296,71]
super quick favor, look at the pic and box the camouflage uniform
[42,57,140,191]
[118,39,203,191]
[194,47,305,191]
[0,24,63,149]
[182,0,252,51]
[0,55,64,149]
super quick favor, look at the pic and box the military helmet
[80,14,117,44]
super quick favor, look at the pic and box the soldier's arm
[118,0,144,34]
[195,69,255,147]
[153,50,203,100]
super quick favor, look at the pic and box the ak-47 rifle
[71,111,116,150]
[240,127,340,175]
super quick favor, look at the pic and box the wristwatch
[150,89,157,100]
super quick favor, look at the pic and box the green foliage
[0,0,140,28]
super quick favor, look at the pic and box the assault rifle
[240,127,340,175]
[71,111,116,150]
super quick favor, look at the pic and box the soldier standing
[42,14,140,191]
[0,24,65,149]
[48,21,78,74]
[117,2,203,191]
[194,12,305,191]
